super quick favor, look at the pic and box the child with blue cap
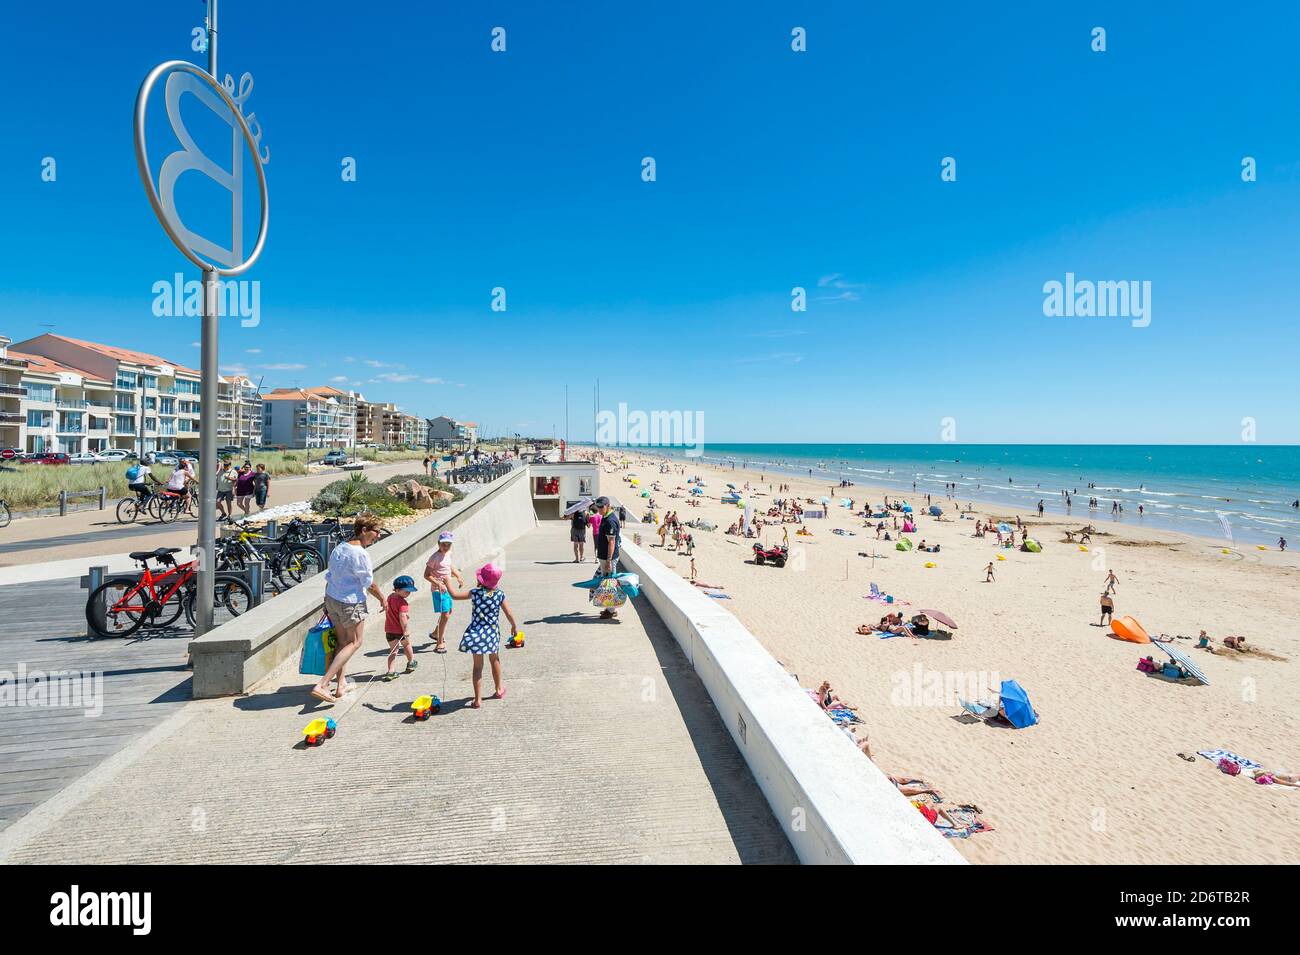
[382,575,420,681]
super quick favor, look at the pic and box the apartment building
[218,374,263,450]
[427,415,477,449]
[262,387,357,449]
[6,333,201,455]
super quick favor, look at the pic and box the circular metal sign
[133,60,269,276]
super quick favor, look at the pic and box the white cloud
[371,372,418,383]
[246,348,262,354]
[421,377,445,385]
[330,375,349,383]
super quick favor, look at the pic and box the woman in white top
[312,515,386,703]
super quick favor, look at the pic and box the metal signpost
[133,0,268,634]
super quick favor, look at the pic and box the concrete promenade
[0,525,795,864]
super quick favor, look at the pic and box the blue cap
[393,575,418,592]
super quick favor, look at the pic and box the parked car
[322,450,349,466]
[175,450,200,462]
[151,452,179,466]
[68,451,107,464]
[33,452,71,466]
[98,449,137,463]
[216,445,243,457]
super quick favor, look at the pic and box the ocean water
[613,443,1300,547]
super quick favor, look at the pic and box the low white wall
[618,540,966,865]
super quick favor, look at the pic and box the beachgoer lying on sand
[888,775,943,800]
[1223,635,1247,650]
[1252,769,1300,787]
[816,681,854,711]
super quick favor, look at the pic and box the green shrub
[310,473,413,518]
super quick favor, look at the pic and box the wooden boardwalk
[0,577,193,833]
[1,527,794,864]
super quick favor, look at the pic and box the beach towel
[935,806,994,839]
[1197,749,1262,771]
[705,591,732,599]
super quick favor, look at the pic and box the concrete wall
[189,465,537,698]
[617,539,966,866]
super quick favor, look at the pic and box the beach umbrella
[1154,642,1210,685]
[562,498,593,516]
[998,680,1038,729]
[726,483,736,489]
[820,496,830,504]
[928,505,942,516]
[918,609,958,630]
[997,522,1012,533]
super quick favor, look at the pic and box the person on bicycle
[164,458,196,508]
[126,456,162,504]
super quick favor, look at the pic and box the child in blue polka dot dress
[448,562,519,709]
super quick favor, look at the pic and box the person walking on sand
[1280,537,1288,552]
[985,561,995,583]
[1104,569,1119,595]
[447,562,518,708]
[312,515,387,704]
[423,531,464,653]
[1099,592,1115,626]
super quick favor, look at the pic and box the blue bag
[299,615,337,676]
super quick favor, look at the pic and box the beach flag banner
[1215,510,1233,543]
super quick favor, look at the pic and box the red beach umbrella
[918,609,958,630]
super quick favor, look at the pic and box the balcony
[0,411,24,425]
[57,425,86,435]
[56,398,89,409]
[0,384,26,397]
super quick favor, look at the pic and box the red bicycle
[85,547,254,637]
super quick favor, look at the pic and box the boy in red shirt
[382,575,419,681]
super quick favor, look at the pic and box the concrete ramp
[1,526,794,864]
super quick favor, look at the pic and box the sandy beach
[581,449,1300,864]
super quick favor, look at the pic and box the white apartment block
[4,333,201,455]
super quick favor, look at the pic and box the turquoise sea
[617,443,1300,547]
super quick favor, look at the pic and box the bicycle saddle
[129,547,183,562]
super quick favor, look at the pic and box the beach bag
[590,577,628,609]
[299,616,337,675]
[125,464,142,482]
[1217,758,1241,776]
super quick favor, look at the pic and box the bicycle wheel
[86,578,147,638]
[186,494,199,518]
[147,494,165,521]
[183,577,254,629]
[281,545,324,584]
[158,497,180,524]
[0,500,10,529]
[115,497,141,524]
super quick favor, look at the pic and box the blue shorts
[432,591,454,614]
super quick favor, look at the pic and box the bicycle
[0,498,10,529]
[115,487,160,524]
[215,529,320,590]
[84,547,253,638]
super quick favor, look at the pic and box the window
[59,413,83,432]
[26,409,51,428]
[116,372,138,390]
[144,396,157,411]
[24,382,54,403]
[160,397,175,415]
[115,415,134,433]
[115,395,135,412]
[144,417,157,432]
[141,375,158,390]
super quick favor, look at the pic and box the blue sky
[1,1,1298,443]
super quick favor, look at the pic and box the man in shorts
[423,530,464,653]
[216,458,236,520]
[595,496,622,619]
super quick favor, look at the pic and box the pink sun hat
[476,562,503,589]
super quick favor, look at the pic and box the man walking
[595,496,622,620]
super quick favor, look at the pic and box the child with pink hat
[448,562,519,708]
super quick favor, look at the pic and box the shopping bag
[590,577,628,609]
[299,615,337,675]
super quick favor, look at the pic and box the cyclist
[163,457,196,510]
[126,455,162,505]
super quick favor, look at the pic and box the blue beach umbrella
[998,680,1038,728]
[902,505,912,513]
[928,505,942,516]
[997,522,1012,533]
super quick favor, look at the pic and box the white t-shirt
[166,468,189,491]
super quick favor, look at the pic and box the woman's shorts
[324,594,369,631]
[432,591,454,614]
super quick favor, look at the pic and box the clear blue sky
[2,1,1297,443]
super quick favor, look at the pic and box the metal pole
[193,1,220,635]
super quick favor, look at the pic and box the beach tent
[1023,538,1042,552]
[1154,642,1210,685]
[928,505,943,516]
[1110,615,1151,644]
[895,537,914,551]
[998,680,1038,728]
